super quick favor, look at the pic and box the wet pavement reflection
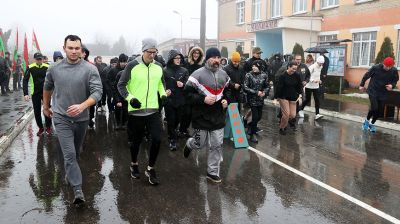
[0,106,399,223]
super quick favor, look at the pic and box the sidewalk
[0,90,32,155]
[265,96,400,131]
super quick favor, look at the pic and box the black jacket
[223,63,245,103]
[23,63,49,96]
[244,72,270,107]
[297,63,311,84]
[163,50,189,107]
[0,57,7,81]
[360,64,399,100]
[108,65,123,100]
[113,70,126,103]
[275,71,302,101]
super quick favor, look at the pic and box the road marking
[248,146,400,224]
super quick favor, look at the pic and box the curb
[0,109,34,156]
[264,99,400,132]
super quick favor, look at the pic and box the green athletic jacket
[117,56,166,115]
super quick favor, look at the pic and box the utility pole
[200,0,206,51]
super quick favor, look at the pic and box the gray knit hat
[142,38,158,52]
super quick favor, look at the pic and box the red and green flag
[0,30,5,57]
[12,28,19,70]
[32,30,41,53]
[22,33,29,72]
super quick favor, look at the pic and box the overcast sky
[2,0,218,55]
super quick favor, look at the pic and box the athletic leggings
[367,95,384,124]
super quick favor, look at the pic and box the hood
[53,51,63,62]
[188,47,204,65]
[167,49,184,66]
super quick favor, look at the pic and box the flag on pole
[12,28,19,70]
[22,33,29,72]
[0,30,5,57]
[32,30,41,53]
[312,0,316,13]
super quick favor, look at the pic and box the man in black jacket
[112,54,129,130]
[94,56,108,112]
[359,57,399,132]
[244,47,268,73]
[223,51,245,113]
[23,52,52,136]
[164,49,189,150]
[0,55,8,96]
[183,48,230,183]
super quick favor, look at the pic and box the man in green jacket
[117,38,171,185]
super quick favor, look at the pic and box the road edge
[0,109,34,156]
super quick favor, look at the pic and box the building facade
[218,0,400,87]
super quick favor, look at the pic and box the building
[218,0,400,87]
[157,38,217,60]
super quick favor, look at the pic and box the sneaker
[130,164,140,179]
[73,189,85,204]
[249,135,258,143]
[101,106,106,111]
[96,106,102,112]
[183,143,193,158]
[169,139,177,151]
[45,127,52,136]
[36,128,44,136]
[206,173,222,183]
[362,119,370,131]
[255,127,263,134]
[298,110,304,118]
[279,128,286,135]
[369,124,377,133]
[145,168,160,185]
[315,114,324,120]
[178,131,191,138]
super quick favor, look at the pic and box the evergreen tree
[221,46,228,58]
[375,37,395,64]
[292,43,304,63]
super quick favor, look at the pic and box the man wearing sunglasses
[118,38,171,185]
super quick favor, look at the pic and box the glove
[160,95,168,106]
[130,98,141,108]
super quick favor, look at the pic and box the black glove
[130,98,141,108]
[160,95,168,106]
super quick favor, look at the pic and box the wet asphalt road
[0,91,31,137]
[0,106,399,224]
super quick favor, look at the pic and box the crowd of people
[0,34,398,206]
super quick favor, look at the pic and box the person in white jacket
[298,56,325,120]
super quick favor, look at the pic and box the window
[397,30,400,67]
[271,0,282,18]
[293,0,306,14]
[318,34,337,43]
[236,1,245,24]
[252,0,261,21]
[351,32,376,66]
[321,0,338,9]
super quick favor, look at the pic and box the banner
[32,30,41,53]
[224,103,249,149]
[0,30,5,57]
[22,33,29,72]
[12,28,19,70]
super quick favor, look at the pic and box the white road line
[247,146,400,224]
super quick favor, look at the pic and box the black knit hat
[205,47,221,61]
[119,53,128,62]
[252,59,264,71]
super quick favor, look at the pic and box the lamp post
[173,10,183,40]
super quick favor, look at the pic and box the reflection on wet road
[0,106,399,223]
